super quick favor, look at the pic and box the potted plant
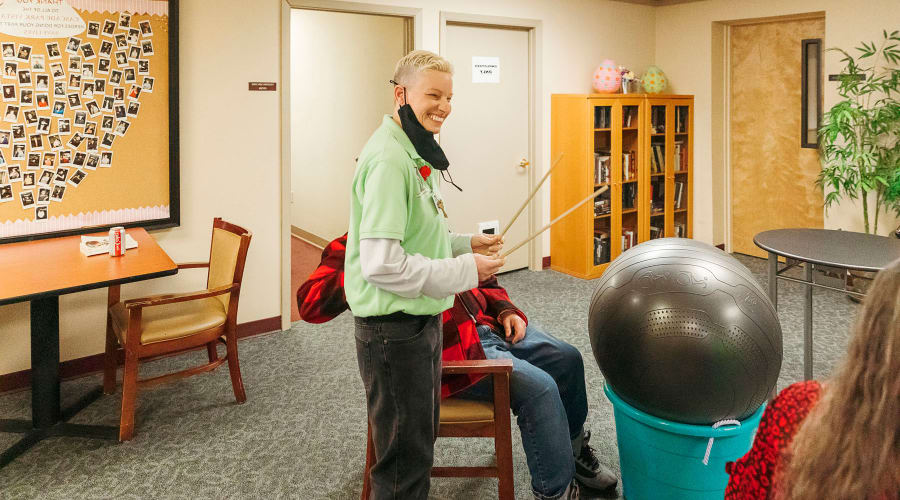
[817,29,900,236]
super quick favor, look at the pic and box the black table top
[754,228,900,272]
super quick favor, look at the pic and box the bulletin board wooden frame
[0,0,179,244]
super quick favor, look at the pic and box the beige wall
[655,0,900,244]
[290,10,406,242]
[0,0,284,376]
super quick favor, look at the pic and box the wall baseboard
[290,226,327,249]
[0,315,283,395]
[542,256,551,269]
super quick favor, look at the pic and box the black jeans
[355,313,442,500]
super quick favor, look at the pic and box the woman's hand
[472,233,503,256]
[474,254,505,281]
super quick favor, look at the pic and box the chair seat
[110,297,227,345]
[440,397,494,424]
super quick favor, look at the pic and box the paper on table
[80,233,139,256]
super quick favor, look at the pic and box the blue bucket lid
[604,383,766,438]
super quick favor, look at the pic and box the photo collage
[0,12,156,221]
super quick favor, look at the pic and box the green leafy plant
[818,29,900,234]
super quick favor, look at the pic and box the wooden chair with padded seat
[103,217,252,441]
[361,359,515,500]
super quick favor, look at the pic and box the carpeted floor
[0,253,859,499]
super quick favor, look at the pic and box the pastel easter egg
[592,59,621,94]
[641,65,668,94]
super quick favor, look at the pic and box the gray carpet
[0,254,859,499]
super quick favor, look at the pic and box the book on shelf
[650,179,664,211]
[674,181,685,209]
[622,183,637,209]
[594,151,611,184]
[650,144,665,174]
[651,107,666,133]
[594,197,611,216]
[621,228,637,251]
[673,141,687,172]
[675,107,688,133]
[623,107,636,127]
[622,150,636,181]
[594,232,610,265]
[675,222,686,238]
[594,106,611,128]
[649,225,662,239]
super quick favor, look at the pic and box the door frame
[439,12,543,272]
[280,0,422,329]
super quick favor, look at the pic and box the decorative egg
[592,59,621,94]
[641,65,668,94]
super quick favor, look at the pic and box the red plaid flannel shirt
[297,233,527,398]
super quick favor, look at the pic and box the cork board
[0,0,178,243]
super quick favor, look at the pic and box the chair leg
[118,352,139,442]
[224,334,246,403]
[494,373,515,500]
[361,424,374,500]
[495,428,515,500]
[103,316,118,395]
[206,341,219,362]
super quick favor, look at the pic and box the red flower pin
[419,165,431,181]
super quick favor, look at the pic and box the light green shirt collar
[382,114,424,163]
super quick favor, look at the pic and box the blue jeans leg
[457,323,587,499]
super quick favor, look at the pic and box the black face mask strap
[441,169,463,192]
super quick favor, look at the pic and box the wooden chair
[103,218,252,441]
[361,359,515,500]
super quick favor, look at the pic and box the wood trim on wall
[0,315,282,394]
[291,226,328,248]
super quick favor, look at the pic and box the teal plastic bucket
[604,384,765,500]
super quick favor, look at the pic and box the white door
[441,23,532,272]
[290,9,409,242]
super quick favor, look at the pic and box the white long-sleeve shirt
[359,233,477,299]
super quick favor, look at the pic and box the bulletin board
[0,0,178,243]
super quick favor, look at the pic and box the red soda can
[109,226,125,256]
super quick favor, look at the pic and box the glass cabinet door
[592,105,612,266]
[620,104,640,251]
[648,104,666,240]
[673,104,690,238]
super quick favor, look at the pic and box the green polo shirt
[345,115,454,317]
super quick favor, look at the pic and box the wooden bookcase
[550,94,694,279]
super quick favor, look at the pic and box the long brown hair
[777,258,900,499]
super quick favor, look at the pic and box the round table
[754,228,900,380]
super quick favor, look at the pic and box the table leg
[0,296,117,470]
[30,296,60,428]
[804,263,813,380]
[767,252,778,309]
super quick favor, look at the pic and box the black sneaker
[573,430,618,492]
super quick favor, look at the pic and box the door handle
[518,158,529,168]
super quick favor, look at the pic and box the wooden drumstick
[499,153,565,238]
[500,185,609,259]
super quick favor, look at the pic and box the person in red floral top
[725,257,900,500]
[298,234,618,500]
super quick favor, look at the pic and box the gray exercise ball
[589,238,782,424]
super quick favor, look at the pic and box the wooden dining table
[0,227,177,468]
